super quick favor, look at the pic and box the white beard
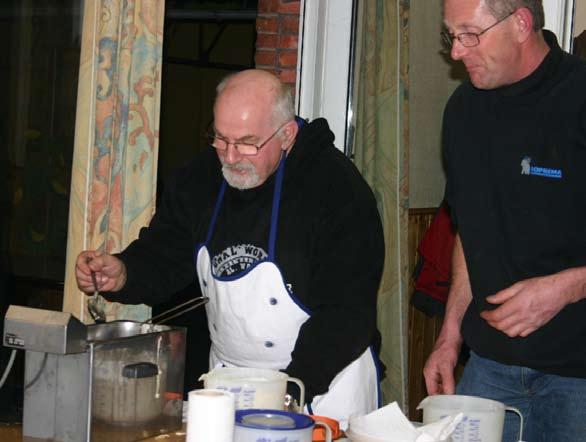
[220,160,261,190]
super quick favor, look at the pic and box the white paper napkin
[347,402,463,442]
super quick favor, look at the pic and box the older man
[424,0,586,440]
[76,69,384,428]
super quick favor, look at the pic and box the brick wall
[255,0,301,86]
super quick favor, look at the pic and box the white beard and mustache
[220,160,261,190]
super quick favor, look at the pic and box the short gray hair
[483,0,544,31]
[216,72,295,128]
[272,82,296,127]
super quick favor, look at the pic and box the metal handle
[122,362,159,378]
[147,296,209,325]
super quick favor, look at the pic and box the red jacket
[412,204,455,314]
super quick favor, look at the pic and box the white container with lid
[234,409,332,442]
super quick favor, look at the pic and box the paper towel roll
[186,389,235,442]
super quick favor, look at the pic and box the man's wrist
[558,267,586,304]
[113,262,128,292]
[437,320,463,348]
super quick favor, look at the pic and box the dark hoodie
[106,118,385,400]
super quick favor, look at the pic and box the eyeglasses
[441,10,516,49]
[206,121,289,156]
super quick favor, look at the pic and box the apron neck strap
[204,180,227,245]
[268,152,286,259]
[203,152,287,260]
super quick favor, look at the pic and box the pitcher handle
[505,406,524,442]
[313,419,333,442]
[287,377,305,410]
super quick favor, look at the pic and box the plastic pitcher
[418,395,523,442]
[199,367,305,411]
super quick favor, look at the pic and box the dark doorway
[154,0,258,397]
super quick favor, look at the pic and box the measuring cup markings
[467,419,481,441]
[242,388,257,408]
[446,414,482,442]
[249,436,302,441]
[217,385,243,408]
[452,409,521,442]
[215,385,259,409]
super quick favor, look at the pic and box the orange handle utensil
[310,415,342,441]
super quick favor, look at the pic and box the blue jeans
[456,351,586,442]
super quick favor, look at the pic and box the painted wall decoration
[63,0,165,322]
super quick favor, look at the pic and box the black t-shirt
[107,118,385,398]
[444,31,586,377]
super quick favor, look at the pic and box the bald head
[215,69,295,127]
[217,69,281,94]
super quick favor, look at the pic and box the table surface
[0,423,187,442]
[0,423,350,441]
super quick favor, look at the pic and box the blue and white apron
[195,154,381,429]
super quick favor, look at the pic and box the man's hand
[423,333,463,395]
[75,250,127,294]
[481,269,586,338]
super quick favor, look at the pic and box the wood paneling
[407,208,442,420]
[406,207,466,421]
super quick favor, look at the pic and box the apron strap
[200,151,287,263]
[205,180,228,245]
[268,153,287,260]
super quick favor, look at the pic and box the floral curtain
[63,0,165,322]
[352,0,410,408]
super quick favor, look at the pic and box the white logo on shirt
[212,244,268,277]
[521,156,531,175]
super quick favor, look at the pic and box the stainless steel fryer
[3,305,186,442]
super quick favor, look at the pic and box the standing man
[424,0,586,440]
[76,69,384,428]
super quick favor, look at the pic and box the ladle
[86,257,107,323]
[84,253,208,325]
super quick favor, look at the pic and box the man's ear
[513,7,534,43]
[281,120,299,150]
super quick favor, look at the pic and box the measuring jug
[199,367,305,411]
[418,395,523,442]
